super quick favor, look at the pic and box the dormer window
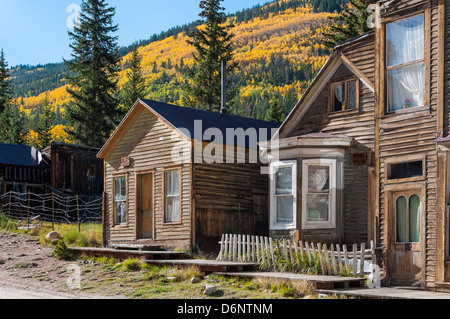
[386,14,425,113]
[329,79,359,113]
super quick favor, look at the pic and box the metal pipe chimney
[220,60,227,114]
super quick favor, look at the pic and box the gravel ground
[0,231,119,299]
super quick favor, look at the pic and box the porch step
[69,247,188,260]
[108,244,165,252]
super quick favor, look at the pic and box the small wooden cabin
[42,142,104,196]
[97,99,279,252]
[0,143,49,195]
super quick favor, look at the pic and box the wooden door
[137,173,153,239]
[389,190,423,286]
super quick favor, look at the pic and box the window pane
[115,201,126,224]
[388,62,425,112]
[165,170,180,196]
[396,196,407,243]
[387,14,424,67]
[307,194,329,222]
[334,84,343,112]
[275,167,292,195]
[114,178,121,199]
[348,81,357,110]
[409,195,420,243]
[277,196,293,224]
[308,166,329,192]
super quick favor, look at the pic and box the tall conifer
[120,47,147,112]
[322,0,371,50]
[64,0,121,148]
[183,0,238,112]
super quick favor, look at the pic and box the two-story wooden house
[261,0,450,291]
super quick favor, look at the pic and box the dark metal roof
[140,99,280,148]
[0,143,43,167]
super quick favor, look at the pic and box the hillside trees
[322,0,371,49]
[64,0,122,148]
[0,50,25,144]
[183,0,238,112]
[120,47,147,112]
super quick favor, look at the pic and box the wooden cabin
[97,99,279,252]
[0,143,49,195]
[42,142,104,196]
[261,0,450,291]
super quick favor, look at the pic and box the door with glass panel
[137,173,153,239]
[390,190,423,285]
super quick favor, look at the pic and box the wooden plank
[218,234,225,261]
[343,245,350,275]
[317,243,325,275]
[324,244,331,276]
[336,244,344,275]
[331,244,338,276]
[353,244,358,277]
[360,242,366,276]
[305,241,311,264]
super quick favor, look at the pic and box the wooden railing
[217,233,376,277]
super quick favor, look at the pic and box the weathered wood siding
[104,107,192,248]
[193,147,269,252]
[375,0,440,288]
[285,35,376,245]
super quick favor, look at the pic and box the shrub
[54,240,74,260]
[122,258,142,271]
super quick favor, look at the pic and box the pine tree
[34,94,55,149]
[183,0,238,112]
[120,47,147,112]
[322,0,371,50]
[0,104,25,145]
[64,0,122,148]
[0,49,13,115]
[265,99,284,124]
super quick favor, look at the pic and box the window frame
[270,160,297,231]
[380,8,431,116]
[328,78,360,114]
[385,155,426,185]
[112,175,128,227]
[394,192,421,245]
[163,167,182,224]
[301,159,337,230]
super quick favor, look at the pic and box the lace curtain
[165,170,180,222]
[387,14,425,112]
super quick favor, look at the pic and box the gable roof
[98,99,280,159]
[276,33,375,139]
[0,143,43,167]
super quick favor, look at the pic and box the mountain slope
[15,1,336,136]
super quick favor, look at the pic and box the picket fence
[217,233,376,277]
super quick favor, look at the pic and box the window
[113,176,127,225]
[302,159,337,229]
[388,161,423,180]
[164,169,181,223]
[396,194,421,243]
[386,14,425,113]
[270,161,297,230]
[330,79,359,113]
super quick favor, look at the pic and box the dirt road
[0,231,117,299]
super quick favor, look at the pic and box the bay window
[386,14,425,113]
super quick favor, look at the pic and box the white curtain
[386,14,424,112]
[165,170,180,222]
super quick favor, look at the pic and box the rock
[191,277,199,284]
[45,231,59,241]
[51,239,59,245]
[318,293,328,299]
[203,284,217,296]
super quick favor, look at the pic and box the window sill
[328,109,360,118]
[381,106,430,121]
[385,176,425,185]
[112,224,129,229]
[270,223,296,231]
[302,221,336,230]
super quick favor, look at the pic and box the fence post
[27,190,30,230]
[52,192,55,231]
[353,244,358,277]
[76,195,80,233]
